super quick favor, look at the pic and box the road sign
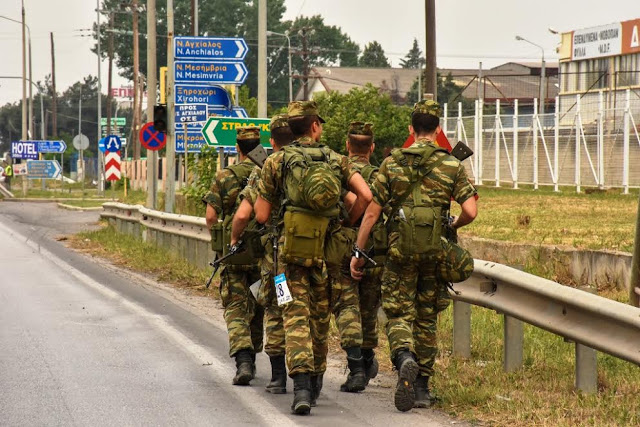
[26,160,62,179]
[175,84,232,108]
[175,108,249,153]
[100,117,126,126]
[98,137,106,153]
[105,151,121,181]
[174,37,248,61]
[104,135,122,152]
[202,117,270,147]
[140,122,167,151]
[37,140,67,153]
[174,61,248,85]
[175,103,208,124]
[11,141,39,159]
[13,163,27,176]
[73,134,90,150]
[210,106,248,118]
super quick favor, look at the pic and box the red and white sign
[622,18,640,55]
[105,151,121,181]
[13,163,28,176]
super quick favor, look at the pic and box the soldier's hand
[350,256,365,281]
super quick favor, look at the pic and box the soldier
[254,101,372,415]
[203,127,264,386]
[350,100,478,412]
[230,114,294,394]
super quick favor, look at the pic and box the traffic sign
[105,151,121,181]
[98,137,107,153]
[139,122,167,151]
[174,61,248,85]
[11,141,38,159]
[104,135,122,152]
[26,160,61,179]
[202,117,270,147]
[36,140,67,154]
[175,84,232,108]
[73,134,90,150]
[174,37,248,61]
[100,117,126,127]
[175,108,249,153]
[175,103,208,124]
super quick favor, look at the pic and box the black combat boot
[250,352,257,380]
[393,350,419,412]
[339,356,367,392]
[291,373,312,415]
[232,350,254,386]
[414,375,435,408]
[362,348,379,385]
[310,374,323,407]
[265,355,287,394]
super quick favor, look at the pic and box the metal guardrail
[101,203,640,391]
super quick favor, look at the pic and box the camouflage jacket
[203,158,258,219]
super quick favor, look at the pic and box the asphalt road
[0,202,457,426]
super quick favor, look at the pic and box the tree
[400,38,425,69]
[406,72,475,114]
[359,41,390,68]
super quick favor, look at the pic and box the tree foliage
[359,41,390,68]
[406,72,476,114]
[400,38,425,69]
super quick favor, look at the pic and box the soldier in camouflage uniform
[254,101,372,415]
[350,100,478,412]
[204,127,264,386]
[231,114,294,394]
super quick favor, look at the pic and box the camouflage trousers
[278,261,331,377]
[219,265,264,357]
[359,266,382,350]
[381,241,473,377]
[328,264,363,350]
[258,247,285,357]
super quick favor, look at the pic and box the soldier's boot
[393,350,419,412]
[250,352,257,380]
[291,373,312,415]
[265,355,287,394]
[232,350,254,386]
[310,374,323,407]
[339,356,367,393]
[362,348,379,385]
[414,375,435,408]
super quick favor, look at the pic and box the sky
[0,0,638,105]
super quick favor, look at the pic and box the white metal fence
[443,89,640,192]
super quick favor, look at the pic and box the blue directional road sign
[37,140,67,154]
[11,141,38,160]
[175,103,208,124]
[27,160,61,179]
[99,137,107,153]
[175,84,232,108]
[174,61,248,85]
[175,106,250,154]
[174,37,248,61]
[104,135,122,152]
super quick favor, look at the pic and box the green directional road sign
[202,117,271,147]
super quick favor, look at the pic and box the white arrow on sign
[234,63,246,82]
[235,40,246,58]
[202,119,220,145]
[50,160,61,179]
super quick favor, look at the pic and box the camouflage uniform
[204,140,264,359]
[258,129,360,378]
[371,104,476,379]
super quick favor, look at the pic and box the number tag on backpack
[274,273,293,306]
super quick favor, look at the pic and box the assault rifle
[353,244,377,267]
[205,240,245,289]
[247,144,268,168]
[444,141,474,243]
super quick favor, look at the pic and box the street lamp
[516,35,546,115]
[266,30,293,103]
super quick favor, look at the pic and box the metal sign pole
[183,123,188,187]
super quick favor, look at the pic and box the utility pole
[28,29,33,139]
[97,0,104,194]
[107,13,114,136]
[300,27,310,101]
[165,0,176,213]
[146,0,157,209]
[50,32,57,137]
[132,0,140,160]
[21,1,27,141]
[257,0,267,117]
[424,0,437,101]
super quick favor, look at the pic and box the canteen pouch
[282,210,329,267]
[221,216,260,265]
[325,225,357,271]
[210,221,224,253]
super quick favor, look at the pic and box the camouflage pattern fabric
[412,99,442,117]
[348,121,374,136]
[260,239,286,357]
[270,113,289,130]
[219,265,264,357]
[287,100,325,123]
[202,158,256,216]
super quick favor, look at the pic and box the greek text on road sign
[202,117,271,147]
[36,140,67,154]
[26,160,61,179]
[100,117,126,126]
[11,141,38,159]
[174,37,248,61]
[175,84,232,107]
[105,135,122,152]
[175,104,208,124]
[140,122,167,151]
[174,61,248,85]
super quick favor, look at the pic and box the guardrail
[100,203,640,393]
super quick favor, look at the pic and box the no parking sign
[139,122,167,151]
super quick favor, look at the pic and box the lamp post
[516,35,546,115]
[266,30,293,103]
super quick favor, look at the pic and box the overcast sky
[0,0,638,105]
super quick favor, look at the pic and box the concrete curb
[4,198,112,203]
[57,203,105,212]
